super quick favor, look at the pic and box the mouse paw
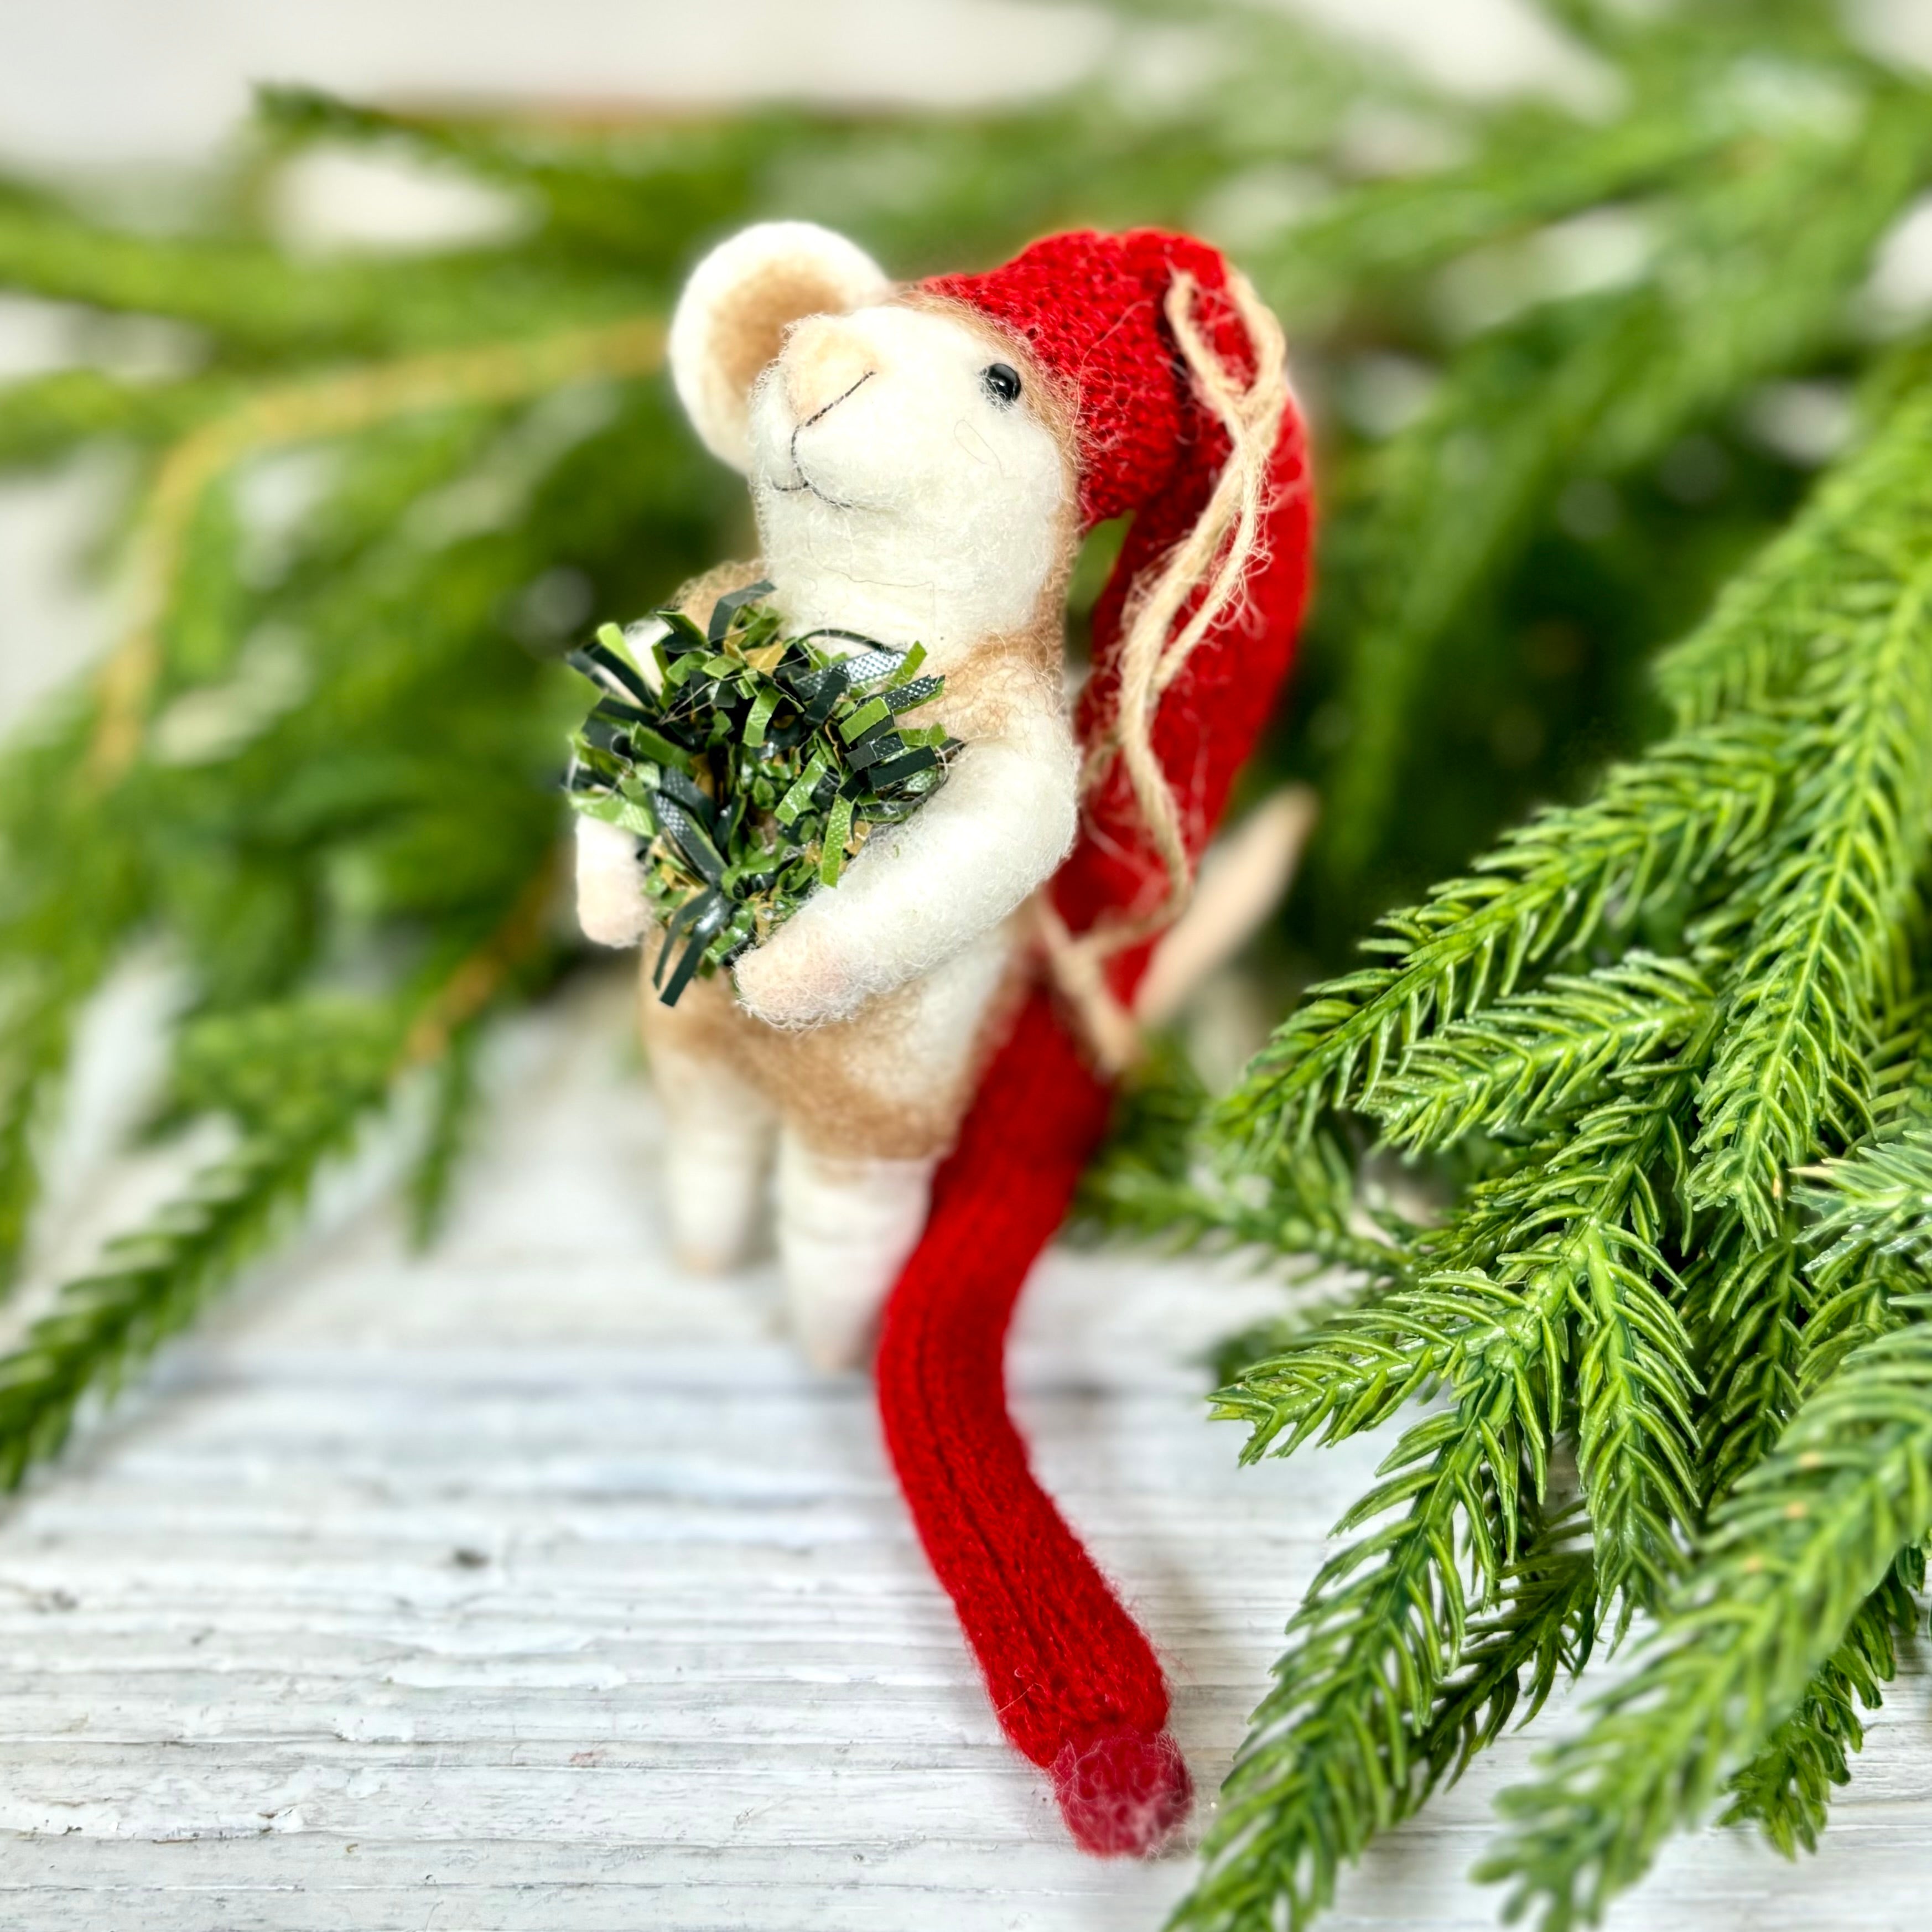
[733,921,863,1027]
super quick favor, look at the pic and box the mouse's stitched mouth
[769,460,856,510]
[768,370,874,510]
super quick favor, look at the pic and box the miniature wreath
[565,580,957,1005]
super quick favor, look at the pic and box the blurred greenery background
[0,0,1928,1469]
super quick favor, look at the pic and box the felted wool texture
[575,814,652,951]
[646,1040,776,1276]
[776,1135,937,1372]
[642,915,1023,1161]
[626,255,1087,1342]
[746,301,1077,657]
[717,274,1085,1035]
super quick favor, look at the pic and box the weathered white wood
[0,974,1924,1931]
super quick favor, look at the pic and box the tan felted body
[636,552,1072,1164]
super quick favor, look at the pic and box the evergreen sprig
[1315,46,1932,895]
[0,909,546,1488]
[1480,1304,1932,1929]
[1718,1548,1923,1858]
[0,1000,402,1484]
[1170,366,1932,1930]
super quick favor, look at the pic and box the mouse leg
[775,1130,936,1371]
[648,1041,777,1275]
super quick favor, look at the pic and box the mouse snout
[782,316,877,425]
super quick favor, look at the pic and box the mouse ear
[669,222,891,472]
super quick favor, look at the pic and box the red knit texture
[875,231,1313,1856]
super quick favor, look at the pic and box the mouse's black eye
[982,362,1022,406]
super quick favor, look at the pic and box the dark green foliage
[1480,1307,1932,1928]
[0,998,404,1485]
[1167,362,1932,1927]
[1720,1549,1923,1858]
[1075,1042,1404,1286]
[0,3,1928,1926]
[567,593,953,1001]
[1303,26,1932,920]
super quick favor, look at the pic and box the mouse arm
[732,704,1078,1029]
[575,816,653,948]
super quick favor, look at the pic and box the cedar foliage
[0,3,1929,1927]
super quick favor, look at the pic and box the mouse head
[669,221,1314,921]
[669,221,1076,651]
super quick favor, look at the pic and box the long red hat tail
[874,232,1312,1854]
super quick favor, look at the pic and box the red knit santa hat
[874,232,1313,1855]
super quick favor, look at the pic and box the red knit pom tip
[1050,1726,1193,1857]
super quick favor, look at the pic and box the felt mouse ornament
[576,220,1312,1854]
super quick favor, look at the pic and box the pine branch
[1791,1110,1932,1399]
[1682,972,1932,1502]
[1176,1498,1597,1932]
[1180,1404,1541,1932]
[1367,952,1710,1152]
[1185,1063,1701,1928]
[0,1079,379,1486]
[0,721,149,1292]
[1480,1303,1932,1930]
[407,1022,481,1249]
[1320,78,1932,879]
[1255,97,1734,324]
[1800,1120,1932,1284]
[253,12,1388,280]
[1686,547,1932,1242]
[1720,1549,1923,1857]
[85,315,667,783]
[0,367,240,473]
[0,991,411,1485]
[0,958,101,1291]
[1229,371,1932,1164]
[1087,1146,1403,1279]
[1416,1509,1599,1799]
[1584,78,1932,471]
[1318,301,1652,882]
[1222,715,1784,1144]
[0,191,645,358]
[1445,1064,1705,1617]
[1701,1019,1932,1860]
[1869,995,1932,1133]
[1654,372,1932,727]
[1685,1224,1805,1503]
[0,871,550,1490]
[1210,1263,1536,1464]
[1214,1085,1678,1468]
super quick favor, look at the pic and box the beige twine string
[1038,267,1292,1072]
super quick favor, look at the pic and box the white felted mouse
[577,220,1081,1367]
[577,219,1313,1382]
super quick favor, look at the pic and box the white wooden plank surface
[0,973,1924,1931]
